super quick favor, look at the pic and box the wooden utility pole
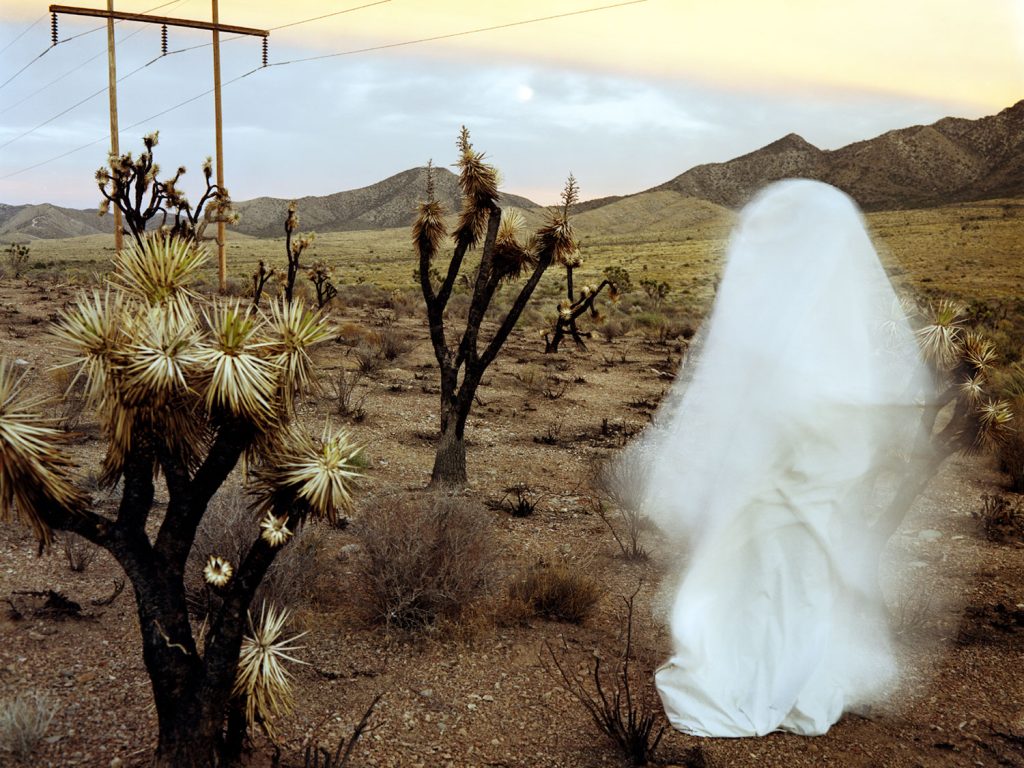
[211,0,226,290]
[50,3,268,291]
[105,0,123,253]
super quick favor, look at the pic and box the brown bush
[509,560,600,623]
[354,493,495,631]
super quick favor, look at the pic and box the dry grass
[0,690,57,761]
[508,560,601,623]
[353,493,496,632]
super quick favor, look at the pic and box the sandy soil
[0,277,1022,768]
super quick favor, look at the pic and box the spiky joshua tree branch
[0,235,361,767]
[414,127,577,485]
[96,132,236,247]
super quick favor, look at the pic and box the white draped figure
[640,179,933,738]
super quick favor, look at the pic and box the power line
[155,0,392,59]
[2,18,163,116]
[0,0,183,93]
[266,0,648,66]
[0,55,169,152]
[0,0,647,182]
[0,14,47,56]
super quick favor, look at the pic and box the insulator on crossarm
[51,13,58,46]
[261,37,268,67]
[161,24,168,55]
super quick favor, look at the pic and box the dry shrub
[543,588,665,766]
[371,327,410,362]
[60,532,98,572]
[50,366,88,432]
[599,317,632,343]
[354,493,495,631]
[973,493,1024,543]
[509,560,600,623]
[0,690,57,761]
[186,487,326,619]
[335,321,368,347]
[332,366,368,421]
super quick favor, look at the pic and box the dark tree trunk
[431,375,478,486]
[431,418,467,487]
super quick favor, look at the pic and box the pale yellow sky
[5,0,1022,108]
[174,0,1024,109]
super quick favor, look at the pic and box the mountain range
[2,100,1021,242]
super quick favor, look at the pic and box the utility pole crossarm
[48,5,268,36]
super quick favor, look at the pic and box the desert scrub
[354,493,495,631]
[0,690,57,761]
[509,560,601,623]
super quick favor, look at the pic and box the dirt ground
[1,277,1022,768]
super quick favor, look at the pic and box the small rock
[110,759,124,768]
[918,529,943,541]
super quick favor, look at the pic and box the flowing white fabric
[633,179,933,737]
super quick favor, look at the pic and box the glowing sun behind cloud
[516,84,535,103]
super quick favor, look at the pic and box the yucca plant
[873,298,1014,539]
[97,132,235,247]
[415,127,576,485]
[0,234,361,767]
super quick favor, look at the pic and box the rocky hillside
[0,166,540,242]
[653,100,1024,210]
[0,202,111,241]
[232,166,540,238]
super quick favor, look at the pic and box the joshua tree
[0,234,361,766]
[97,131,235,247]
[4,241,30,278]
[283,202,315,303]
[545,279,621,353]
[415,128,576,485]
[872,298,1012,539]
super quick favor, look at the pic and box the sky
[0,0,1022,208]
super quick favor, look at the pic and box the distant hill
[0,166,541,243]
[3,101,1021,242]
[0,202,111,241]
[651,100,1024,211]
[232,166,541,238]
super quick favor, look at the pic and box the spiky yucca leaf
[112,235,204,325]
[260,512,292,547]
[962,331,998,377]
[454,132,499,249]
[915,299,966,371]
[263,299,332,412]
[492,208,536,281]
[203,554,233,587]
[960,374,986,405]
[0,360,88,545]
[254,425,362,522]
[975,399,1014,449]
[537,214,577,265]
[52,289,125,406]
[120,308,203,407]
[413,200,447,261]
[233,603,307,739]
[199,301,277,423]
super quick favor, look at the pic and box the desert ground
[1,199,1023,767]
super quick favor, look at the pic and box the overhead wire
[0,0,648,182]
[0,13,47,56]
[0,0,184,93]
[154,0,392,60]
[266,0,647,67]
